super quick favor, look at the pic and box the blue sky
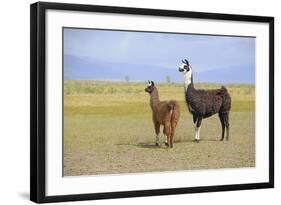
[64,28,255,84]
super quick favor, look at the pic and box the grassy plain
[64,81,255,176]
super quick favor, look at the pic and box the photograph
[63,28,256,176]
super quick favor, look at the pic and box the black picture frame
[30,2,274,203]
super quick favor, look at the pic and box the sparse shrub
[124,75,129,83]
[166,75,171,84]
[107,87,117,94]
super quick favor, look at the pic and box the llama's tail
[219,86,231,112]
[167,100,177,111]
[167,100,180,125]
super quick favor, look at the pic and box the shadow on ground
[116,138,222,149]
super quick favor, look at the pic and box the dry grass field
[63,81,255,176]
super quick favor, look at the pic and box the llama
[145,81,180,148]
[178,59,231,142]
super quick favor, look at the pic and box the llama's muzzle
[179,67,184,72]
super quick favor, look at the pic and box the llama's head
[179,59,192,73]
[178,59,193,89]
[145,80,155,93]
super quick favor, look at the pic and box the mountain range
[64,54,255,84]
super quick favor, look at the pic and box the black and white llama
[178,59,231,142]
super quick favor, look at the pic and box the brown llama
[145,81,180,148]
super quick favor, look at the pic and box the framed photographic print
[30,2,274,203]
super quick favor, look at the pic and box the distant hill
[64,55,254,84]
[194,65,255,84]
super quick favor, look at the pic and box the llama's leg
[154,122,160,146]
[194,120,198,141]
[170,122,177,148]
[164,124,171,148]
[193,115,198,142]
[163,128,168,146]
[165,135,168,146]
[195,116,202,142]
[169,127,174,148]
[225,112,230,141]
[193,115,197,124]
[219,113,226,141]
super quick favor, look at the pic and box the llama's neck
[186,82,195,95]
[150,88,160,110]
[183,71,193,91]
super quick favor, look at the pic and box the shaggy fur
[179,59,231,142]
[145,81,180,148]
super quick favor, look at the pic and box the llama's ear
[151,81,154,86]
[184,59,189,65]
[182,59,185,63]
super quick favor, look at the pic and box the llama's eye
[185,65,190,71]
